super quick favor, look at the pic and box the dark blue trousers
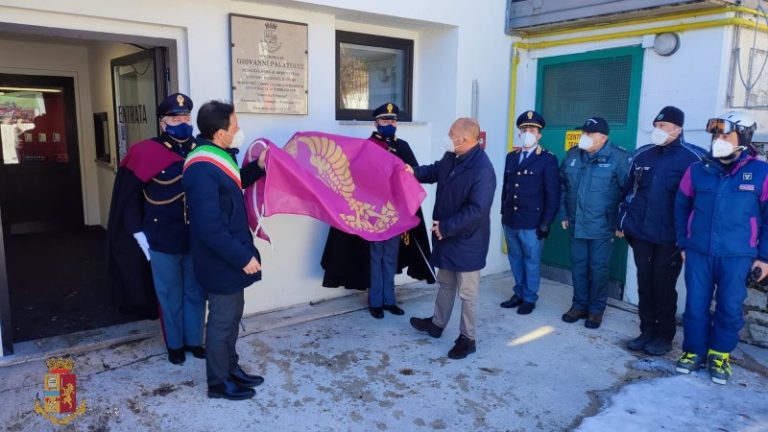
[369,235,400,308]
[683,250,750,356]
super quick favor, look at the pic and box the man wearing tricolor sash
[183,100,266,401]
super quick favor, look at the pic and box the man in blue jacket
[500,110,559,315]
[183,101,266,400]
[674,111,768,385]
[560,117,631,329]
[619,106,705,356]
[407,117,496,360]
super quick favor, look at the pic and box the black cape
[106,137,183,318]
[320,133,436,290]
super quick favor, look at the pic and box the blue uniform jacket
[142,137,194,254]
[183,142,263,294]
[559,141,632,239]
[414,145,496,272]
[675,152,768,260]
[619,138,705,245]
[501,146,560,230]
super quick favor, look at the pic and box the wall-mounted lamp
[653,32,680,56]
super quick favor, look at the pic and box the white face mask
[519,132,537,149]
[651,127,671,146]
[228,129,245,149]
[711,138,737,158]
[443,136,462,153]
[577,134,593,151]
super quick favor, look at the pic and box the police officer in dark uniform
[110,93,206,365]
[619,106,704,355]
[500,110,559,314]
[320,102,435,317]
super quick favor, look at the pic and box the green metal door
[535,45,644,284]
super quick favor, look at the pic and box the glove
[132,231,151,261]
[536,224,550,240]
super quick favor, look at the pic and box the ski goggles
[705,118,755,136]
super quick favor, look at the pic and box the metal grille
[540,55,632,127]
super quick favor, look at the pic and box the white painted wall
[0,0,513,322]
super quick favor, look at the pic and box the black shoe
[626,333,654,351]
[409,316,443,338]
[383,304,405,315]
[448,335,476,360]
[207,380,255,400]
[644,338,673,356]
[230,365,264,388]
[517,302,536,315]
[585,312,604,329]
[168,348,186,365]
[184,345,206,359]
[561,308,588,323]
[369,307,384,319]
[500,294,524,309]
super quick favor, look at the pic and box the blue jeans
[149,250,206,349]
[369,235,400,307]
[569,236,614,314]
[503,225,543,303]
[683,250,750,356]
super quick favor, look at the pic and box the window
[540,55,632,127]
[336,31,413,121]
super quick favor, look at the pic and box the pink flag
[243,131,426,242]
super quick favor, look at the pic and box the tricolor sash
[184,144,242,189]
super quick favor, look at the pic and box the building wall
[0,0,513,319]
[511,11,768,314]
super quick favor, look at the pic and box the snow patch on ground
[577,368,768,431]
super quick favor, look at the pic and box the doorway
[535,45,644,299]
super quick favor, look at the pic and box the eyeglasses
[705,118,755,136]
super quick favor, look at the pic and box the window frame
[335,30,414,122]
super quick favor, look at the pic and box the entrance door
[0,75,84,350]
[536,46,644,296]
[111,48,167,163]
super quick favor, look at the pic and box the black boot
[207,380,255,400]
[626,333,653,351]
[409,317,443,338]
[448,335,476,359]
[168,348,185,365]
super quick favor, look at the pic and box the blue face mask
[377,124,397,138]
[165,123,193,141]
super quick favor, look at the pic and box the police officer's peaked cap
[654,106,684,127]
[158,93,193,118]
[516,110,545,130]
[372,102,399,120]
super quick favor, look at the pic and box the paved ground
[1,272,767,431]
